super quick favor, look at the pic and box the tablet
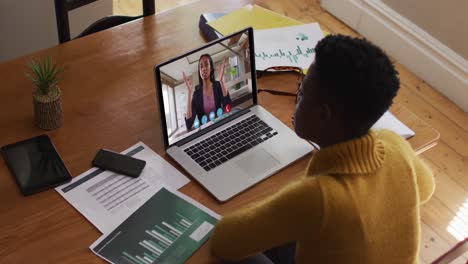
[1,135,72,195]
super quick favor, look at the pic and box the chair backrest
[54,0,155,44]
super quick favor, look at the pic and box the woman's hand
[182,72,192,94]
[217,59,229,97]
[217,58,226,84]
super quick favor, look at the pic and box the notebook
[207,4,302,36]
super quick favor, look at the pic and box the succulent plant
[26,56,64,95]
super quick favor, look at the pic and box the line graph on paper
[255,46,315,65]
[253,23,324,70]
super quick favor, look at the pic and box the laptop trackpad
[236,149,279,178]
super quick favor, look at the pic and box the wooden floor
[114,1,468,263]
[113,0,196,15]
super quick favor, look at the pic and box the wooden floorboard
[114,0,468,261]
[423,143,468,191]
[424,157,468,213]
[420,221,452,263]
[396,82,468,158]
[397,68,468,133]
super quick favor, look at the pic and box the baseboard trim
[321,0,468,112]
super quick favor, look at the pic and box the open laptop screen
[155,29,256,147]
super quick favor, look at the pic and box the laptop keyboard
[184,115,278,172]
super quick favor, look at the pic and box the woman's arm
[217,59,229,97]
[211,179,323,261]
[215,59,231,107]
[413,157,435,204]
[214,81,231,107]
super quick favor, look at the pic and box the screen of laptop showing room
[158,30,254,146]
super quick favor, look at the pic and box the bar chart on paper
[129,213,196,263]
[91,187,219,264]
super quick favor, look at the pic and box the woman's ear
[319,104,332,120]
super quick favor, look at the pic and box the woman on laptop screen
[183,54,232,130]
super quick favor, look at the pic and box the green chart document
[91,186,219,264]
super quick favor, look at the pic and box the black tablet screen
[1,135,72,195]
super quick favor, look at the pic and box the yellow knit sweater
[211,129,435,264]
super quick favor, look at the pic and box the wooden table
[0,0,439,263]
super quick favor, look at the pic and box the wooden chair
[54,0,155,44]
[431,238,468,264]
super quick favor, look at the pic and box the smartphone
[92,149,146,178]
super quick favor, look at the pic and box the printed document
[56,142,190,234]
[254,23,324,70]
[91,185,219,264]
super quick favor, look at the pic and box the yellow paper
[207,4,303,35]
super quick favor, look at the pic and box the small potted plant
[26,56,64,130]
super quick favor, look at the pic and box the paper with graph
[91,186,219,264]
[55,142,189,234]
[254,23,324,70]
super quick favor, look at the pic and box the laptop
[154,28,313,202]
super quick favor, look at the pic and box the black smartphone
[92,149,146,178]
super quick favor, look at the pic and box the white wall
[382,0,468,61]
[0,0,112,63]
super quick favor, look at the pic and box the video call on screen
[159,30,254,145]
